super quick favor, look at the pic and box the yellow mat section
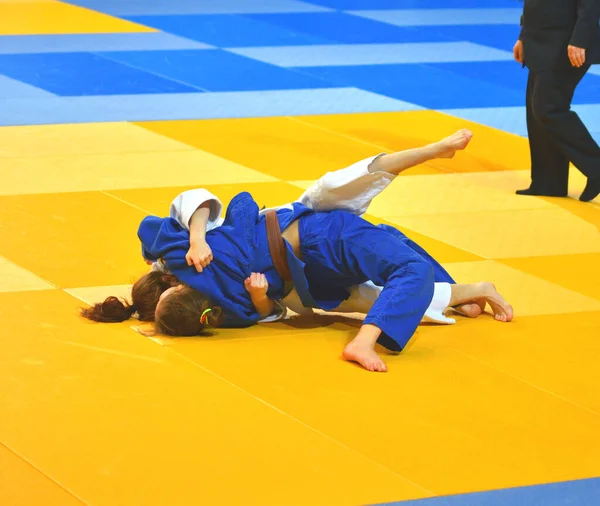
[2,111,600,505]
[0,1,153,35]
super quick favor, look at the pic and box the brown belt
[265,210,292,282]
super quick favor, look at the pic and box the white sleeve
[150,259,169,273]
[257,299,288,323]
[298,154,394,217]
[169,189,224,231]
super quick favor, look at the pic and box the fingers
[194,253,212,272]
[251,272,265,287]
[254,273,267,288]
[513,41,522,64]
[568,46,586,67]
[244,273,268,291]
[513,47,521,63]
[186,250,214,273]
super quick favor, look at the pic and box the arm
[570,0,600,49]
[169,188,223,231]
[251,294,276,319]
[244,272,274,318]
[244,273,287,321]
[519,14,523,40]
[186,202,213,272]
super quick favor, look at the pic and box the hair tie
[130,304,137,314]
[200,308,212,325]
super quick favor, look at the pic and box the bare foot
[478,282,513,322]
[455,300,485,318]
[435,129,473,159]
[343,340,388,372]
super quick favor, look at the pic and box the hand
[568,45,586,67]
[244,272,269,298]
[513,40,523,64]
[186,240,213,272]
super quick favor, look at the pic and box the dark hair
[155,286,224,336]
[81,271,178,323]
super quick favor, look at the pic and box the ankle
[351,324,381,348]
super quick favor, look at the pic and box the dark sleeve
[519,15,523,40]
[570,0,600,48]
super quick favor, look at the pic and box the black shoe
[516,187,567,197]
[580,176,600,202]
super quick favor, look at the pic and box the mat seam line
[0,441,88,505]
[162,346,435,496]
[453,349,600,418]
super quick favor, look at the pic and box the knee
[531,99,554,124]
[531,94,566,125]
[410,259,435,290]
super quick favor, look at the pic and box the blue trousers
[299,211,447,352]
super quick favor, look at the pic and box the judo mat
[1,1,599,505]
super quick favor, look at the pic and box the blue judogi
[138,192,311,327]
[139,192,453,351]
[297,212,447,352]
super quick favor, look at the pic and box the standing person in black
[514,0,600,202]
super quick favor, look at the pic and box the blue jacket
[138,192,314,327]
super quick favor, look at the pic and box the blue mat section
[65,0,331,16]
[0,52,198,96]
[0,88,420,126]
[406,25,521,51]
[0,33,213,55]
[0,0,598,140]
[300,0,519,8]
[98,49,335,92]
[428,61,600,104]
[229,42,512,67]
[246,12,450,44]
[126,14,333,47]
[0,75,56,99]
[375,477,600,506]
[298,63,525,109]
[351,8,522,27]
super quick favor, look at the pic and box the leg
[341,281,514,372]
[378,224,484,317]
[531,66,600,201]
[300,212,436,372]
[343,324,388,372]
[517,70,570,197]
[370,128,472,174]
[333,281,459,324]
[448,283,513,322]
[298,129,473,216]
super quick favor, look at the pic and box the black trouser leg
[524,70,570,195]
[531,65,600,183]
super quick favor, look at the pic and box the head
[81,271,179,323]
[154,285,223,336]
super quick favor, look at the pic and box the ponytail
[80,271,179,324]
[80,296,136,323]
